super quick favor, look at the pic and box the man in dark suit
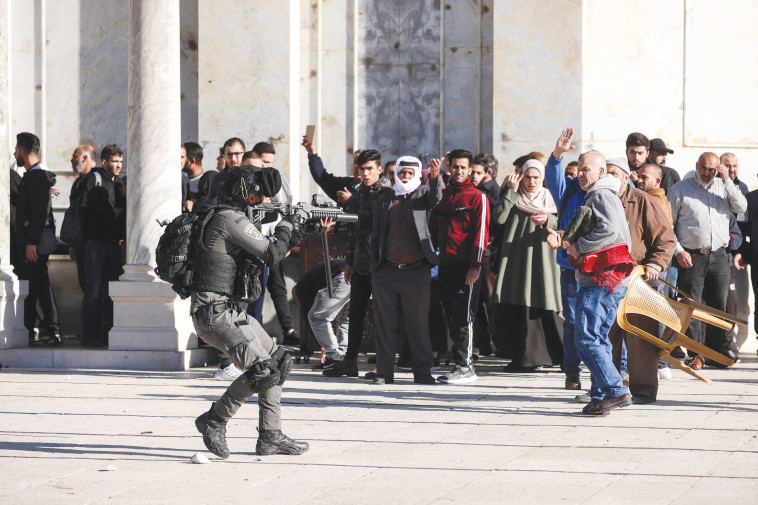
[14,132,61,345]
[368,156,442,385]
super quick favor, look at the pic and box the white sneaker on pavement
[437,365,477,384]
[214,363,243,381]
[658,366,672,380]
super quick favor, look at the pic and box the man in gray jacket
[548,151,634,416]
[368,156,442,385]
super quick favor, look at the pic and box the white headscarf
[393,156,422,196]
[515,159,557,214]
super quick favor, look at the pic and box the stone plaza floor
[1,350,757,505]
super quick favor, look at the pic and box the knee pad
[271,347,293,386]
[244,359,281,394]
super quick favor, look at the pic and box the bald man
[68,145,97,289]
[548,151,633,416]
[668,152,747,366]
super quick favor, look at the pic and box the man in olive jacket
[368,156,442,385]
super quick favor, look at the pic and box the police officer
[193,166,308,458]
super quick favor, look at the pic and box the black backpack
[154,208,215,299]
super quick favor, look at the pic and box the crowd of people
[8,125,754,430]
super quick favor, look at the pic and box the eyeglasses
[697,166,717,173]
[225,151,244,158]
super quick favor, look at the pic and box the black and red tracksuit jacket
[430,179,490,268]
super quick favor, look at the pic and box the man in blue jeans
[548,150,633,416]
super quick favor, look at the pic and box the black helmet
[221,166,282,209]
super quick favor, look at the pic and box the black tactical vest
[192,210,262,301]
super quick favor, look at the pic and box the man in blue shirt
[544,128,585,390]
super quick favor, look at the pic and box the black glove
[282,214,305,246]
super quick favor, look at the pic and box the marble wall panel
[180,0,199,143]
[444,0,479,48]
[198,1,291,168]
[358,63,400,157]
[77,0,128,161]
[399,63,440,158]
[358,0,398,66]
[581,0,683,146]
[399,0,440,65]
[42,0,81,171]
[481,0,493,48]
[492,0,581,166]
[320,48,352,175]
[444,46,478,153]
[9,0,40,141]
[480,44,493,154]
[319,0,354,177]
[684,0,758,146]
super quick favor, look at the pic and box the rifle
[251,195,358,298]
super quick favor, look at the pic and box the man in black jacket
[14,132,61,345]
[78,144,126,346]
[368,156,442,384]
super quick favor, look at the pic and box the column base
[109,276,197,352]
[0,277,29,350]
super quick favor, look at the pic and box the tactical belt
[193,301,240,325]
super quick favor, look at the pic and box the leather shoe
[364,370,378,380]
[565,376,582,390]
[685,356,704,370]
[705,349,737,368]
[632,395,656,405]
[372,375,394,385]
[582,393,632,416]
[413,374,436,384]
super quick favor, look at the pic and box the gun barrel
[309,209,358,223]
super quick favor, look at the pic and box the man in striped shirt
[430,149,490,384]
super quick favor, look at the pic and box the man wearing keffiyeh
[368,156,443,385]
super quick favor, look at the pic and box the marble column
[0,0,29,349]
[108,0,203,367]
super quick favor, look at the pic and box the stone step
[0,347,217,371]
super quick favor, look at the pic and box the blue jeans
[575,285,629,403]
[560,268,582,377]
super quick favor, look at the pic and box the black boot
[322,358,345,377]
[256,429,309,455]
[195,403,230,459]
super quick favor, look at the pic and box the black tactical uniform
[193,167,308,459]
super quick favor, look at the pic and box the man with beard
[14,132,62,345]
[668,152,746,367]
[431,149,490,384]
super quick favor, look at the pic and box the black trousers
[677,248,730,352]
[372,263,433,377]
[346,271,372,359]
[266,261,294,333]
[438,262,481,367]
[17,252,60,334]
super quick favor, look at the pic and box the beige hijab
[515,159,557,215]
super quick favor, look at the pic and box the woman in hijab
[489,159,564,371]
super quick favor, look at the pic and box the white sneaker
[437,365,477,384]
[214,363,243,381]
[658,366,672,380]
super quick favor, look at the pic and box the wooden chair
[616,266,746,384]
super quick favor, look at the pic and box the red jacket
[431,179,490,268]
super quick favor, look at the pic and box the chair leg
[660,353,712,384]
[670,333,734,367]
